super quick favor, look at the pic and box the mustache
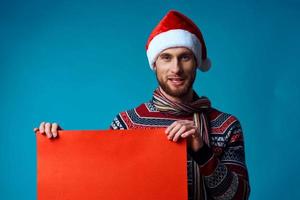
[167,75,187,79]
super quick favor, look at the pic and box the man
[35,10,250,200]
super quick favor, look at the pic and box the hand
[33,122,62,139]
[165,120,204,152]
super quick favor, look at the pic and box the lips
[168,77,185,86]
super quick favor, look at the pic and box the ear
[193,55,198,67]
[152,62,157,71]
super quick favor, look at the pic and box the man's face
[154,47,197,98]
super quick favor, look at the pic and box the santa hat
[146,10,211,72]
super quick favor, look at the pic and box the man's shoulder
[207,107,242,132]
[117,101,157,115]
[110,101,162,130]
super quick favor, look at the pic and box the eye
[181,54,192,61]
[160,54,171,61]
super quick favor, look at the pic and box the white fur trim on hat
[146,29,209,71]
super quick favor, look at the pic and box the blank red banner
[37,129,188,200]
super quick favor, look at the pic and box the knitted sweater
[110,101,250,200]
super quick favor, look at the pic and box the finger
[165,121,177,134]
[168,123,182,140]
[173,125,187,142]
[181,120,193,125]
[166,120,192,133]
[39,122,46,134]
[33,128,38,133]
[190,125,201,138]
[181,129,196,138]
[51,123,58,138]
[44,122,52,138]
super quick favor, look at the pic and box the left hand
[165,120,204,152]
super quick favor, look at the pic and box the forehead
[159,47,193,55]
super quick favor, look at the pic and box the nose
[170,58,182,74]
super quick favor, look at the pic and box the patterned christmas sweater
[110,101,250,200]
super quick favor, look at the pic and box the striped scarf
[152,88,212,199]
[152,88,211,147]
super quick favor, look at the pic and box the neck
[159,87,194,104]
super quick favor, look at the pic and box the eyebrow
[180,52,194,56]
[159,51,193,57]
[159,53,172,57]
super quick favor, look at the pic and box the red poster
[37,129,188,200]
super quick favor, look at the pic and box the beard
[155,71,196,98]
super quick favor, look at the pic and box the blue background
[1,0,300,199]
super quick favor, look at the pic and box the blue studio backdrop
[1,0,300,199]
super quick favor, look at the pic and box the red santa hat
[146,10,211,72]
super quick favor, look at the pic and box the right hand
[33,122,62,139]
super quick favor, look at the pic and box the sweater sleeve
[109,113,126,130]
[189,120,250,200]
